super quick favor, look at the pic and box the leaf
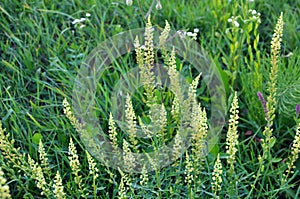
[32,133,42,144]
[58,132,68,146]
[269,137,276,148]
[271,158,282,163]
[208,136,219,158]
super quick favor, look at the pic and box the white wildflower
[72,18,86,25]
[126,0,133,6]
[251,10,257,15]
[234,20,240,27]
[187,32,197,40]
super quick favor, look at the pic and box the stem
[145,0,157,19]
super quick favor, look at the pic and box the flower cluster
[179,28,199,40]
[63,98,85,135]
[0,167,11,199]
[86,151,99,196]
[108,112,119,152]
[271,12,284,68]
[284,122,300,181]
[38,140,49,169]
[228,16,240,27]
[28,155,51,196]
[212,154,223,198]
[53,171,66,199]
[139,165,149,186]
[123,140,136,172]
[172,132,183,163]
[68,138,84,196]
[187,28,199,40]
[72,13,91,29]
[225,92,239,173]
[248,9,261,23]
[125,94,138,147]
[184,151,194,185]
[0,122,28,174]
[118,172,131,198]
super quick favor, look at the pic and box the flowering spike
[225,91,239,174]
[296,104,300,118]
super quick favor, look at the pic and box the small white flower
[194,28,199,33]
[80,24,85,29]
[251,10,257,15]
[228,18,232,23]
[234,20,240,27]
[86,13,91,17]
[187,32,197,40]
[72,18,86,25]
[187,32,194,37]
[126,0,133,6]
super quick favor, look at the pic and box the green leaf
[247,23,253,33]
[208,136,219,157]
[58,132,68,146]
[32,133,42,144]
[271,158,282,163]
[269,137,276,148]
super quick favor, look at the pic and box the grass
[0,0,300,198]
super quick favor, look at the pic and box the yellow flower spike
[261,12,283,159]
[284,122,300,181]
[68,138,85,196]
[53,171,66,199]
[108,112,119,152]
[0,167,12,199]
[211,153,223,199]
[122,139,135,172]
[184,151,194,185]
[38,140,49,169]
[28,155,51,196]
[225,91,239,173]
[125,94,138,147]
[139,164,149,186]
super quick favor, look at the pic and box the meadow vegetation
[0,0,300,198]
